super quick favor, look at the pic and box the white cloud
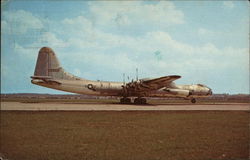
[13,43,37,58]
[8,9,245,79]
[62,16,93,35]
[17,32,68,50]
[2,10,44,34]
[37,32,67,48]
[52,18,248,79]
[88,1,184,29]
[223,1,234,9]
[197,28,214,36]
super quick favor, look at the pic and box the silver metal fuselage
[32,78,212,98]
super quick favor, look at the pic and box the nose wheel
[191,98,196,103]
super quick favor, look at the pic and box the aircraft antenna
[136,68,138,81]
[123,73,125,85]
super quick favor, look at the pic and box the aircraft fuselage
[32,78,211,98]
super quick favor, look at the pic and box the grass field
[1,111,249,160]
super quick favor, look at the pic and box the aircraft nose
[207,88,212,95]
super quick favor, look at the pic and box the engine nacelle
[163,88,190,97]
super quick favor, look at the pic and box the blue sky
[1,1,249,94]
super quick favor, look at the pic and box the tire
[134,98,146,104]
[191,98,196,103]
[120,98,125,104]
[125,98,131,104]
[120,98,131,104]
[134,98,139,104]
[141,98,147,104]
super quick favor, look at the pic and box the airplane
[31,47,212,104]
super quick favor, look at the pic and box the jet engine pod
[164,88,190,97]
[87,84,96,91]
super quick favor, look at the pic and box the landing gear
[191,98,196,103]
[120,97,147,104]
[134,98,147,104]
[120,97,132,104]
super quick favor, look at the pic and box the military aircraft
[31,47,212,104]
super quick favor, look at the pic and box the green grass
[1,111,249,160]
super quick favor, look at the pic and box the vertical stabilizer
[33,47,79,80]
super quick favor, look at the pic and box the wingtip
[170,75,181,79]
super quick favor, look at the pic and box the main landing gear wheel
[120,98,132,104]
[134,98,147,104]
[191,98,196,103]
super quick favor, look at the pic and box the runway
[1,102,249,111]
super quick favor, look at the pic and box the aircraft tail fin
[33,47,79,80]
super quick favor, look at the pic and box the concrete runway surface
[1,102,249,111]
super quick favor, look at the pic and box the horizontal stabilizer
[31,76,52,80]
[31,76,61,85]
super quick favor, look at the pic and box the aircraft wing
[126,75,181,93]
[141,75,181,90]
[142,75,180,85]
